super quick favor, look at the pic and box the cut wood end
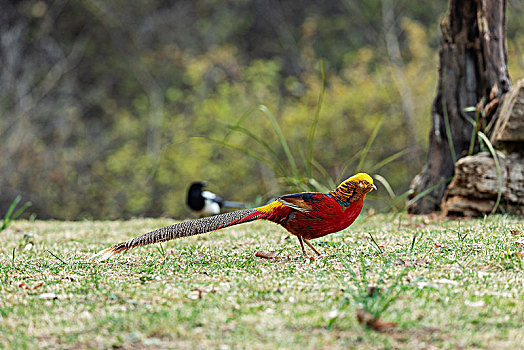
[255,251,277,259]
[356,309,397,332]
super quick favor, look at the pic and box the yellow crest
[339,173,374,187]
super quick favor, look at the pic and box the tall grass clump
[214,61,407,204]
[1,195,31,232]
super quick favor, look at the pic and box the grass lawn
[1,213,523,349]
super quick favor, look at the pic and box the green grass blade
[306,60,326,178]
[222,106,257,142]
[334,149,364,184]
[209,137,282,175]
[410,232,418,252]
[367,232,383,254]
[478,131,502,214]
[258,105,299,179]
[442,98,457,163]
[310,158,335,188]
[307,178,331,193]
[11,247,16,267]
[223,122,287,175]
[5,195,21,219]
[374,270,408,318]
[11,201,32,221]
[441,67,457,163]
[368,149,409,173]
[46,249,67,265]
[407,176,453,207]
[356,116,384,171]
[464,105,480,156]
[377,189,414,214]
[2,195,21,231]
[373,174,395,199]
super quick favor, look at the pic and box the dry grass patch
[1,214,523,349]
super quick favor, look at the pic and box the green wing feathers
[94,208,262,260]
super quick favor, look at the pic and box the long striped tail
[93,208,264,261]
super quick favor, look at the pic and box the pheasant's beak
[370,184,377,191]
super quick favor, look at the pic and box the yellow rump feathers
[256,200,285,214]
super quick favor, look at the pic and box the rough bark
[408,0,511,214]
[442,153,524,216]
[489,78,524,151]
[441,78,524,216]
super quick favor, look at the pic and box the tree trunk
[407,0,511,214]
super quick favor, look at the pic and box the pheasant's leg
[297,236,308,256]
[303,239,321,256]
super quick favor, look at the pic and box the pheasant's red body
[258,193,365,240]
[94,173,376,260]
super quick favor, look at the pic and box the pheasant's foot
[303,239,321,256]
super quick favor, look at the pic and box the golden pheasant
[94,173,376,260]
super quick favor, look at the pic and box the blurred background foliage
[1,0,523,219]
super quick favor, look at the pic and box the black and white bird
[186,182,245,217]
